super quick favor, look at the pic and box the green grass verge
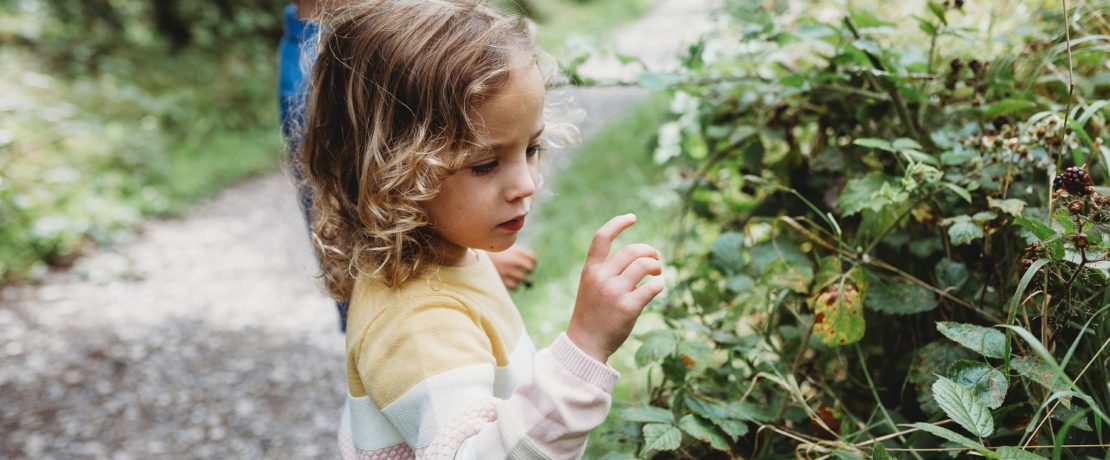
[509,93,676,456]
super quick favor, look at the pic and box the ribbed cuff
[550,333,621,393]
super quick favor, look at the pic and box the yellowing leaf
[810,282,865,346]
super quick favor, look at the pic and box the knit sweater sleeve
[353,296,619,459]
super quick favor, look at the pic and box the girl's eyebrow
[485,125,545,151]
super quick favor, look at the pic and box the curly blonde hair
[298,0,545,299]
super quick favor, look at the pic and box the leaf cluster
[616,0,1110,458]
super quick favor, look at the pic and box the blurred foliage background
[0,0,650,284]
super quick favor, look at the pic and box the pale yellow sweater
[338,250,620,459]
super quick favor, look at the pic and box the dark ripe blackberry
[1054,166,1093,196]
[950,58,963,72]
[955,0,964,8]
[968,59,981,72]
[991,117,1008,131]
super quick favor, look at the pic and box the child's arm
[346,214,662,459]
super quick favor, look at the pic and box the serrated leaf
[932,376,995,437]
[996,446,1048,459]
[622,406,675,423]
[988,198,1026,216]
[635,330,678,366]
[948,360,1008,409]
[947,218,984,246]
[810,283,865,346]
[710,232,746,274]
[678,414,730,452]
[1011,355,1072,401]
[910,341,975,415]
[865,278,937,314]
[839,174,897,216]
[715,419,749,440]
[643,423,682,452]
[935,258,968,292]
[936,322,1007,359]
[906,422,989,453]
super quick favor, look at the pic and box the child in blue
[277,1,538,331]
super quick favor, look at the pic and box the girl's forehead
[470,63,545,146]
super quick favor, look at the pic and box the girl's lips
[498,216,525,232]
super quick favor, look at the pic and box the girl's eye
[470,160,498,176]
[526,144,545,157]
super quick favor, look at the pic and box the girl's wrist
[565,326,610,364]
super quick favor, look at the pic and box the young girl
[299,1,664,457]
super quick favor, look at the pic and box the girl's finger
[618,257,663,289]
[586,214,637,265]
[627,276,665,309]
[603,243,659,277]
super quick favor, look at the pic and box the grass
[509,94,676,457]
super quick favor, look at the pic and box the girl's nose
[506,161,537,202]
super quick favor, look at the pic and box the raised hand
[566,214,664,364]
[489,245,537,289]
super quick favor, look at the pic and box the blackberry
[1054,166,1094,196]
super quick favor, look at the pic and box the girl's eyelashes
[526,143,544,157]
[470,160,498,176]
[468,143,543,176]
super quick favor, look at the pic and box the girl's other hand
[567,214,664,364]
[489,245,536,289]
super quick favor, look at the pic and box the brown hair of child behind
[298,0,538,299]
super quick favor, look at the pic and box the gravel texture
[0,1,718,457]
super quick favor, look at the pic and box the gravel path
[0,1,718,458]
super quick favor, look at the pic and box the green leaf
[936,321,1007,359]
[811,283,865,346]
[1012,216,1057,241]
[935,258,969,292]
[942,182,973,203]
[710,232,745,274]
[678,414,730,452]
[635,330,678,366]
[906,422,990,454]
[910,341,975,415]
[726,274,754,293]
[983,98,1038,118]
[637,72,683,91]
[1011,355,1071,397]
[945,216,984,246]
[839,174,897,216]
[892,138,924,151]
[932,376,995,437]
[996,446,1048,459]
[872,443,891,460]
[642,423,683,452]
[764,259,814,293]
[948,360,1008,409]
[854,138,895,151]
[865,278,937,315]
[715,419,749,440]
[1054,208,1076,234]
[927,1,947,25]
[622,406,675,423]
[988,197,1026,216]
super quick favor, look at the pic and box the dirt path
[0,1,719,458]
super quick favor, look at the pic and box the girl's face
[425,62,545,266]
